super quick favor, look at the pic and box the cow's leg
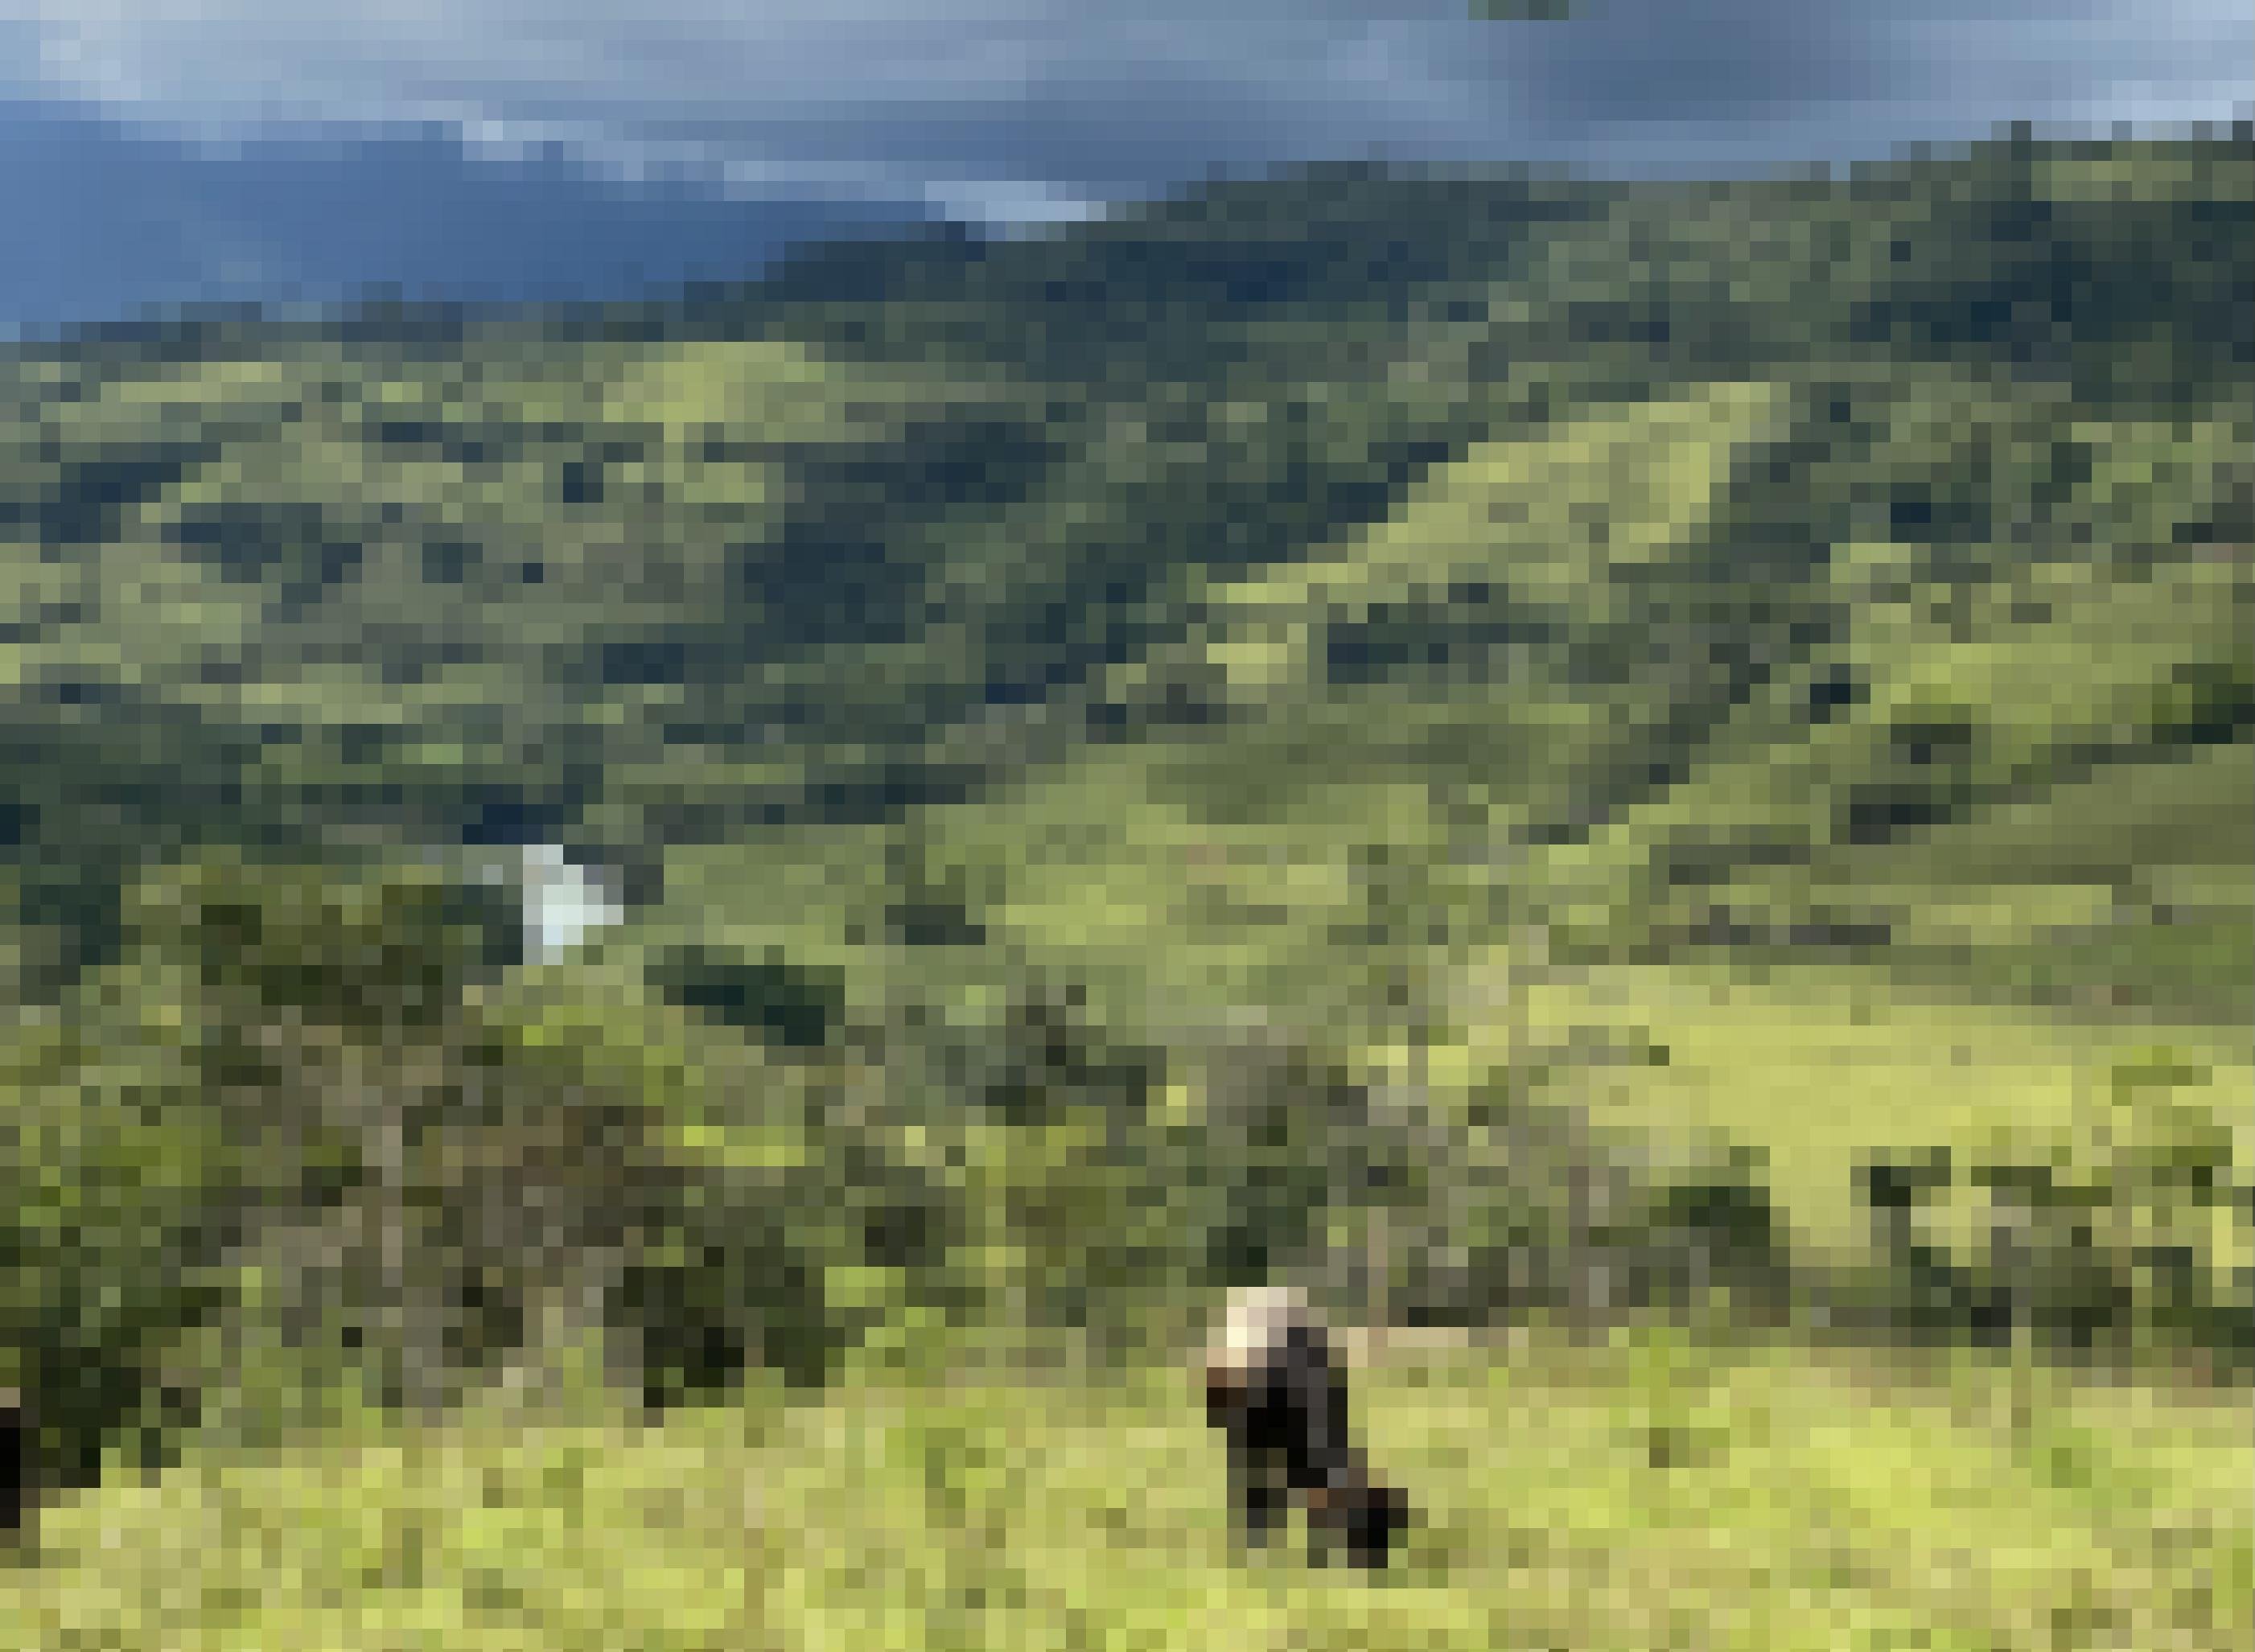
[1345,1481,1401,1570]
[1302,1481,1343,1567]
[1232,1444,1290,1547]
[1342,1480,1410,1571]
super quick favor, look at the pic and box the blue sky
[3,2,2248,335]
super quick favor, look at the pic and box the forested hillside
[4,133,2250,1649]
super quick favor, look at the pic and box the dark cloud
[9,2,2248,200]
[1,2,2243,329]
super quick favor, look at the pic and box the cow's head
[1204,1284,1308,1410]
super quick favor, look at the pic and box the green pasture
[10,1328,2245,1652]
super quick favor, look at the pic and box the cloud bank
[2,2,2243,332]
[6,2,2248,212]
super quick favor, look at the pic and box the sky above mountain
[4,1,2247,336]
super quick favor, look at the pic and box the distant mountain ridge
[0,101,942,341]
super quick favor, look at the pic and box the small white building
[516,843,623,960]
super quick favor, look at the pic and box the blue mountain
[1,101,940,339]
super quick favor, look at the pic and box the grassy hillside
[3,134,2250,1647]
[9,1333,2249,1652]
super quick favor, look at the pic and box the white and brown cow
[1202,1284,1409,1569]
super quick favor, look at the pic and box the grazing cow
[1202,1285,1410,1570]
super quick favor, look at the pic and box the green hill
[2,134,2250,1646]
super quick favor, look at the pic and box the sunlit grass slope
[10,1330,2248,1652]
